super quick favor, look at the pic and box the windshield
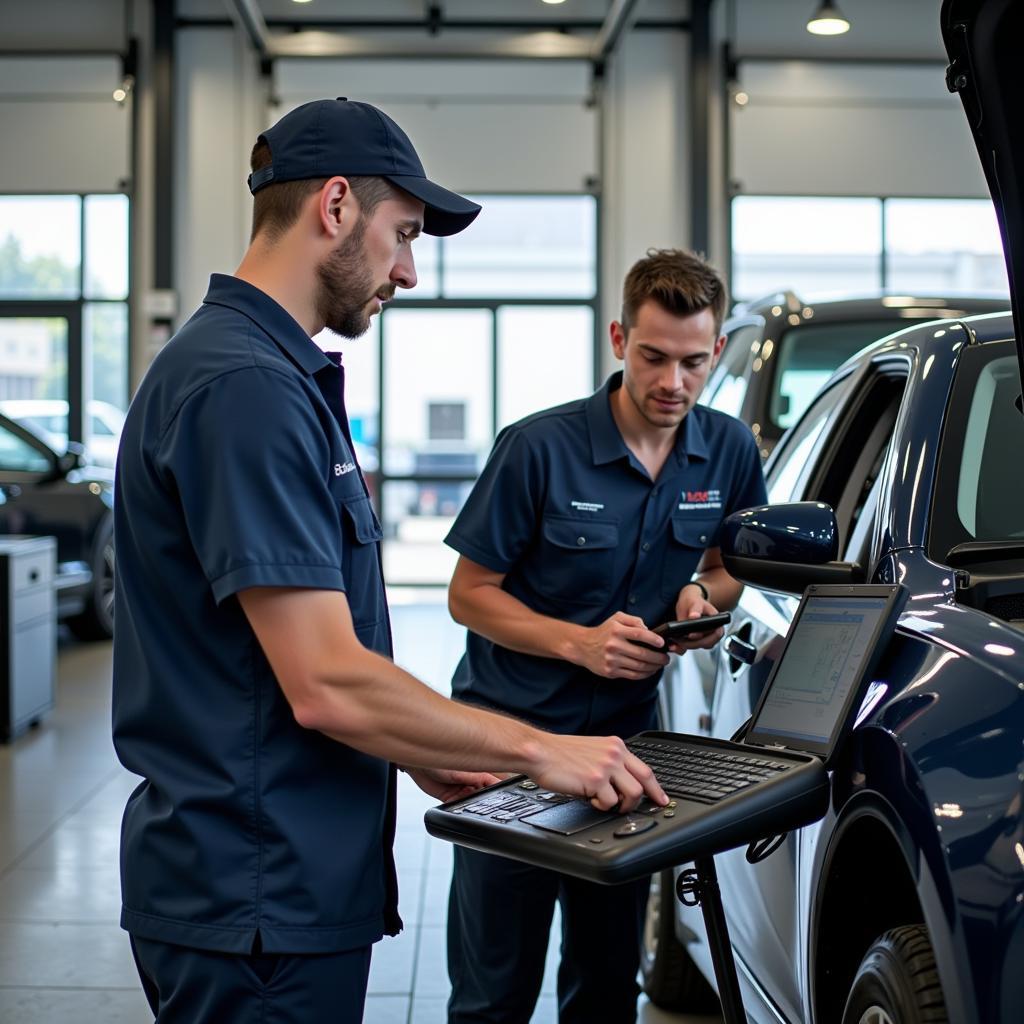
[770,319,903,430]
[929,340,1024,559]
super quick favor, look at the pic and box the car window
[90,414,115,436]
[929,342,1024,559]
[770,320,901,431]
[806,365,908,557]
[38,414,67,434]
[766,380,847,504]
[0,423,50,473]
[704,324,760,418]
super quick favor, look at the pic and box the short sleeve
[727,427,768,517]
[157,367,345,603]
[445,426,543,573]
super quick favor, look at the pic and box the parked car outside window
[0,398,126,469]
[0,412,114,639]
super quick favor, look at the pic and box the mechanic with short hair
[444,248,768,1024]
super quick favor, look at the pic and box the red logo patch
[686,491,709,503]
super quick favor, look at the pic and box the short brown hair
[620,248,728,337]
[248,138,399,242]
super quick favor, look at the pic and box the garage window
[732,195,1007,303]
[0,193,129,469]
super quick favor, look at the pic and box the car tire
[841,925,949,1024]
[640,869,719,1012]
[67,514,114,641]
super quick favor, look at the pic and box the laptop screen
[745,585,906,765]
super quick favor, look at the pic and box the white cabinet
[0,536,56,741]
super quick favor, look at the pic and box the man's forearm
[449,576,586,663]
[296,644,547,773]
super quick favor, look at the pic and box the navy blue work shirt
[113,274,400,955]
[446,372,767,735]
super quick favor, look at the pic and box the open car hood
[943,0,1024,392]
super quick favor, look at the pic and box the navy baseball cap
[247,97,481,237]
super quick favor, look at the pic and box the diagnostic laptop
[425,583,908,885]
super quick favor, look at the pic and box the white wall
[731,0,947,61]
[731,61,990,199]
[0,0,125,51]
[172,27,265,331]
[0,58,129,193]
[600,27,692,373]
[274,59,597,194]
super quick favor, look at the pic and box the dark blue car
[644,3,1024,1021]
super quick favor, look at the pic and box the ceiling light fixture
[541,0,568,5]
[806,2,850,36]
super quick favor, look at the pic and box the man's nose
[391,249,417,290]
[659,364,685,392]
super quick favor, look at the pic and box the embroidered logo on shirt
[334,462,357,476]
[678,488,722,511]
[571,500,605,513]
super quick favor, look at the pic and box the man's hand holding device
[667,580,731,651]
[631,612,731,652]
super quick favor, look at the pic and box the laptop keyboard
[628,738,791,804]
[452,739,796,825]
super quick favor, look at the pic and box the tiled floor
[0,596,721,1024]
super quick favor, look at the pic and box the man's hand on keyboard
[527,734,668,812]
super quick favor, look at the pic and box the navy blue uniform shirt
[446,372,767,735]
[113,274,400,955]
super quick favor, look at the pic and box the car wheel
[67,514,114,641]
[640,869,719,1012]
[841,925,948,1024]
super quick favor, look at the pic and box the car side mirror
[721,501,865,595]
[55,441,86,477]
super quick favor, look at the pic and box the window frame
[374,191,601,587]
[0,191,131,450]
[927,339,1024,563]
[730,193,1006,304]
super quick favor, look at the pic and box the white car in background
[0,399,125,468]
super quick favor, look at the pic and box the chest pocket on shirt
[539,515,619,606]
[661,514,721,601]
[339,495,385,628]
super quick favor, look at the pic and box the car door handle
[725,633,756,668]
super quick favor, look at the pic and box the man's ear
[610,320,627,361]
[710,332,726,369]
[317,176,357,239]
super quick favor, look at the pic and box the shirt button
[628,594,638,604]
[577,536,586,546]
[642,542,650,552]
[700,534,707,543]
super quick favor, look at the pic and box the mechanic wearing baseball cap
[113,98,666,1023]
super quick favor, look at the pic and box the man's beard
[315,215,384,339]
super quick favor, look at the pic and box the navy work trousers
[446,846,648,1024]
[130,935,372,1023]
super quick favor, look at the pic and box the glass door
[0,312,76,452]
[381,308,493,585]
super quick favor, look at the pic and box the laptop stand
[676,855,748,1024]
